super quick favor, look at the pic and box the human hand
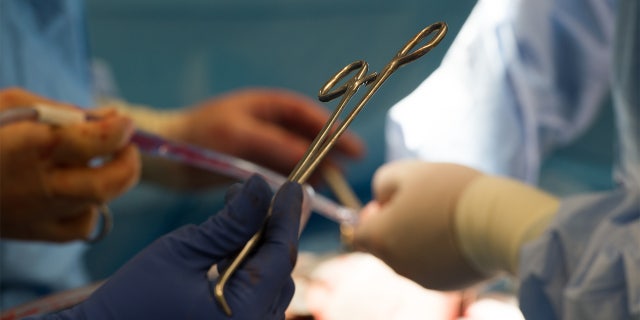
[352,160,560,291]
[352,160,486,290]
[0,88,140,242]
[169,88,365,176]
[46,175,302,320]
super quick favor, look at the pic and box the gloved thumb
[162,174,274,269]
[210,181,303,318]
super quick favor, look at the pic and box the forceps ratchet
[214,21,448,316]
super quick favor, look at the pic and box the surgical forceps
[214,21,448,316]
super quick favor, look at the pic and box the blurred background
[83,0,614,280]
[83,0,477,279]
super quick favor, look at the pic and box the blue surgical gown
[385,0,639,318]
[0,0,93,308]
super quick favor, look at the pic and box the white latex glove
[353,160,559,291]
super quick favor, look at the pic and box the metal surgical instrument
[214,21,448,316]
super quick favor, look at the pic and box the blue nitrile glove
[34,174,302,320]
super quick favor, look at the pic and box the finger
[371,162,403,203]
[47,206,100,242]
[356,161,429,256]
[353,162,420,258]
[235,122,354,181]
[277,107,366,160]
[239,121,315,174]
[46,145,141,203]
[250,88,329,134]
[163,174,274,266]
[334,130,366,159]
[86,106,119,119]
[267,124,356,172]
[50,115,135,164]
[358,200,383,222]
[261,89,366,159]
[352,201,386,252]
[223,182,244,203]
[240,181,302,301]
[371,159,436,205]
[263,181,303,265]
[267,277,296,319]
[0,121,56,155]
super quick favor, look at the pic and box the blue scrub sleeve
[27,175,303,320]
[519,189,640,319]
[518,0,640,318]
[0,0,95,308]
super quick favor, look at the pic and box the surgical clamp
[214,21,448,316]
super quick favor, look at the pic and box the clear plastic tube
[131,131,359,226]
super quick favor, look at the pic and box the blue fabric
[0,0,94,309]
[0,0,92,107]
[520,189,639,319]
[385,0,639,318]
[519,0,639,318]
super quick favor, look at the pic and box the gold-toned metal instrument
[214,21,448,316]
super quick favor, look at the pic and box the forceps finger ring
[214,21,447,316]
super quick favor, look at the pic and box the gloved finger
[46,145,141,203]
[164,174,274,268]
[351,200,384,252]
[370,160,420,204]
[351,190,417,261]
[223,182,243,203]
[236,181,302,306]
[267,277,296,319]
[207,182,243,250]
[50,115,135,164]
[217,183,304,273]
[350,161,419,254]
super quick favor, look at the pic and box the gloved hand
[0,88,140,242]
[43,174,303,320]
[352,160,559,291]
[352,160,485,290]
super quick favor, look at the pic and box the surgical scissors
[214,21,448,316]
